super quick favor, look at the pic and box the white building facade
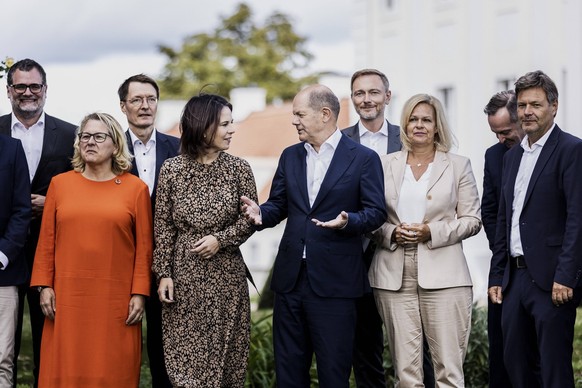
[350,0,582,299]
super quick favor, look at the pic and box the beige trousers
[373,246,472,388]
[0,286,18,387]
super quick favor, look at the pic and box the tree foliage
[157,3,317,102]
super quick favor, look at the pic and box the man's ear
[321,107,332,123]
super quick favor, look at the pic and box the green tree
[157,3,317,102]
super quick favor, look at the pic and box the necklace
[409,153,435,167]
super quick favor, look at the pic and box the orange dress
[31,171,152,388]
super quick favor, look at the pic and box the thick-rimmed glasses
[78,132,112,143]
[124,96,158,107]
[10,83,45,94]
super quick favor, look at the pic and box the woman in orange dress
[30,112,152,388]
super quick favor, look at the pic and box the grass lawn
[14,304,582,387]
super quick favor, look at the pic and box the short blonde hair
[71,112,133,175]
[399,94,456,152]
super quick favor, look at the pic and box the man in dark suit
[0,136,31,386]
[341,68,399,388]
[241,84,387,388]
[118,74,179,388]
[0,58,76,387]
[488,70,582,388]
[482,90,523,388]
[342,69,401,154]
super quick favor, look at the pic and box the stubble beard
[357,105,383,121]
[13,102,43,121]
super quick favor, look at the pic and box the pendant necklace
[410,153,434,167]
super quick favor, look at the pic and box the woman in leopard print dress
[153,94,257,387]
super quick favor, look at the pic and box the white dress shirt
[128,129,157,195]
[303,129,342,258]
[11,112,45,182]
[509,124,555,257]
[358,120,388,156]
[304,129,342,207]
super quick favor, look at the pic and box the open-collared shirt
[509,124,555,257]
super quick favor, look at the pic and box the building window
[437,86,456,132]
[438,87,454,111]
[497,78,514,91]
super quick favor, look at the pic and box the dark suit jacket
[489,125,582,292]
[260,133,387,298]
[342,119,401,268]
[125,130,180,209]
[341,120,402,154]
[481,142,509,251]
[0,135,32,286]
[0,113,76,270]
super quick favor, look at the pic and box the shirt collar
[521,123,555,151]
[358,120,388,137]
[304,128,342,153]
[128,128,157,146]
[11,112,45,130]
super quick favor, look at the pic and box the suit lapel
[344,124,360,143]
[32,115,59,188]
[311,135,355,211]
[427,151,449,194]
[386,120,401,153]
[293,145,311,210]
[154,132,172,189]
[523,126,560,207]
[390,151,406,209]
[504,145,524,219]
[0,115,11,136]
[125,131,139,177]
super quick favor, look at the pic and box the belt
[510,255,527,269]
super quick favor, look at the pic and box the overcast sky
[1,0,354,123]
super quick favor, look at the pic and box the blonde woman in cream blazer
[369,94,481,387]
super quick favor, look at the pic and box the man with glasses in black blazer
[0,58,76,388]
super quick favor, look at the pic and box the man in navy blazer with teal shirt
[0,135,31,386]
[241,85,387,388]
[488,71,582,388]
[1,58,76,387]
[119,74,180,388]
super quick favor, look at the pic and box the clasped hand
[392,223,430,245]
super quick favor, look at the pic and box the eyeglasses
[124,96,158,107]
[78,132,112,143]
[10,83,45,94]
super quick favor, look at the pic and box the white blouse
[396,163,433,224]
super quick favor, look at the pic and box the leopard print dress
[153,152,257,387]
